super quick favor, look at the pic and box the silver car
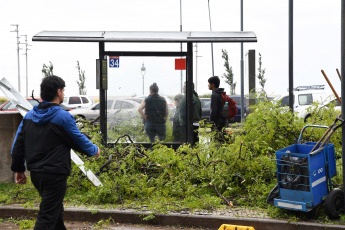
[69,99,141,125]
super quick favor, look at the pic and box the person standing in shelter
[172,94,184,142]
[138,83,168,143]
[179,82,202,143]
[11,75,100,230]
[208,76,228,134]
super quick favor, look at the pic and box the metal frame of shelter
[32,31,257,146]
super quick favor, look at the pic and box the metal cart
[274,124,343,219]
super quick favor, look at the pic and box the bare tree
[221,49,236,95]
[76,61,87,95]
[41,61,54,77]
[257,53,266,92]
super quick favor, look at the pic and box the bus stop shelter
[32,31,257,145]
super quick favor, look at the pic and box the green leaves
[1,99,342,221]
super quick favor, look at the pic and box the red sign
[175,58,186,70]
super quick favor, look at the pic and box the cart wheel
[324,188,344,219]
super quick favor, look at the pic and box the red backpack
[220,92,238,119]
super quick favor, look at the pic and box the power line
[180,0,183,93]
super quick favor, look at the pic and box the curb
[0,206,344,230]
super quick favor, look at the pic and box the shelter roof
[32,31,257,43]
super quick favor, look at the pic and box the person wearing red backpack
[208,76,228,135]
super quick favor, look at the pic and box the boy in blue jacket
[11,75,100,230]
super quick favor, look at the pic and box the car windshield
[280,96,295,107]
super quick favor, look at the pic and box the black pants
[30,172,68,230]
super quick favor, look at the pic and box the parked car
[62,95,95,109]
[69,99,141,126]
[274,85,334,121]
[0,98,76,112]
[200,98,211,121]
[0,98,41,112]
[200,95,247,123]
[230,95,248,122]
[302,97,341,122]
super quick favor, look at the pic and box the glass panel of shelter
[105,56,187,144]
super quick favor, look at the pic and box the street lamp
[141,63,146,95]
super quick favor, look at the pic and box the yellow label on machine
[218,224,255,230]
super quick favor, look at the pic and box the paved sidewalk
[0,206,344,230]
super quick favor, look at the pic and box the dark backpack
[220,92,238,119]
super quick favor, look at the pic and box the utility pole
[240,0,245,122]
[341,0,345,211]
[194,43,202,92]
[20,35,31,97]
[208,0,215,76]
[289,0,294,113]
[10,24,21,92]
[180,0,183,93]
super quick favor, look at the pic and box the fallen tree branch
[114,134,135,145]
[208,183,233,207]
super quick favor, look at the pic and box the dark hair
[208,76,220,88]
[150,83,159,94]
[40,75,65,102]
[174,94,183,103]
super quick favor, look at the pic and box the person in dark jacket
[138,83,168,143]
[179,82,202,143]
[208,76,227,133]
[172,94,184,142]
[11,75,100,230]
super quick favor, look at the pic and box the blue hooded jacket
[11,101,98,175]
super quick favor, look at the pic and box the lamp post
[141,63,146,95]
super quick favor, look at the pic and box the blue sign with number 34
[109,56,119,68]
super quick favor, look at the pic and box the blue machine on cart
[273,124,344,219]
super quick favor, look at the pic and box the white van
[276,85,335,121]
[62,95,95,109]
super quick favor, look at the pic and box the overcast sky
[0,0,341,98]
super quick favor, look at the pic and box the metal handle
[310,147,324,156]
[333,117,345,132]
[297,125,328,144]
